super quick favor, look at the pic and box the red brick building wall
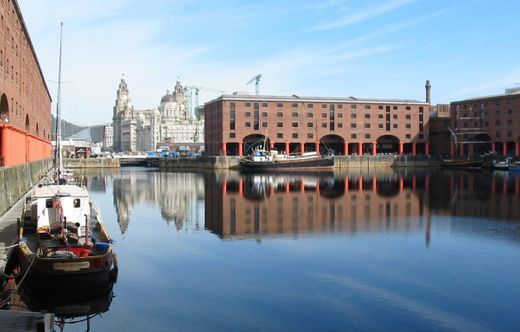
[205,95,430,156]
[0,0,52,166]
[450,90,520,156]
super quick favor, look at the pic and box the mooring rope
[0,243,19,250]
[14,252,37,292]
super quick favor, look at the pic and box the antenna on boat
[53,22,64,184]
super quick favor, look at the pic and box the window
[307,133,314,138]
[322,104,327,109]
[393,106,398,110]
[322,113,327,118]
[245,102,251,107]
[307,112,313,117]
[364,114,370,119]
[277,103,283,107]
[262,102,268,107]
[337,113,343,118]
[277,133,283,138]
[277,122,283,127]
[378,114,384,119]
[351,123,357,128]
[307,103,314,108]
[262,112,268,117]
[364,123,370,128]
[292,112,298,117]
[365,134,371,138]
[364,105,371,109]
[338,104,343,109]
[245,112,251,117]
[277,112,283,117]
[73,199,81,208]
[393,124,398,129]
[229,133,236,138]
[262,122,268,127]
[378,123,383,129]
[307,123,313,127]
[338,123,343,128]
[322,123,327,128]
[405,106,411,110]
[245,122,251,127]
[378,105,384,110]
[351,113,357,119]
[393,114,398,119]
[405,134,411,139]
[292,122,298,127]
[405,114,411,120]
[351,104,357,109]
[292,103,299,108]
[405,124,411,129]
[351,133,357,138]
[292,133,298,138]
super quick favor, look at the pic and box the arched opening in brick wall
[320,134,344,155]
[243,134,269,156]
[377,135,399,154]
[0,93,9,124]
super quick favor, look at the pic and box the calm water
[24,168,520,331]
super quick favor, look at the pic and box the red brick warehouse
[449,88,520,157]
[0,0,52,167]
[205,81,432,157]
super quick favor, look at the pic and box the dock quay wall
[64,158,120,168]
[0,158,52,216]
[158,156,241,170]
[335,155,440,168]
[157,155,440,170]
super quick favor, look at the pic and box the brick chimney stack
[425,80,431,104]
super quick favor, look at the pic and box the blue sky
[18,0,520,126]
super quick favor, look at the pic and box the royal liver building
[112,77,204,153]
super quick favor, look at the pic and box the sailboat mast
[54,22,64,181]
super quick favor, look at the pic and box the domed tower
[159,89,177,118]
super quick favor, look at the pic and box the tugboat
[239,148,334,171]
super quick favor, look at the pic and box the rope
[14,251,37,292]
[0,243,19,250]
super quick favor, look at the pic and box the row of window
[240,111,415,120]
[461,98,518,109]
[228,132,417,140]
[236,101,416,111]
[237,121,416,129]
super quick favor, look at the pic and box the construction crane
[185,85,226,115]
[247,74,262,95]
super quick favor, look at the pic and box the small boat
[239,149,334,171]
[492,158,510,171]
[17,184,118,293]
[15,23,117,294]
[440,158,482,169]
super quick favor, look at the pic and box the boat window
[73,199,81,208]
[46,199,53,208]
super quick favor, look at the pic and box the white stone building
[112,77,204,153]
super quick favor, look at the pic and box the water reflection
[108,168,204,233]
[82,168,520,243]
[205,169,520,243]
[13,281,114,331]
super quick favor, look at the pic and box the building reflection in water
[99,167,520,242]
[205,169,520,244]
[83,168,208,235]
